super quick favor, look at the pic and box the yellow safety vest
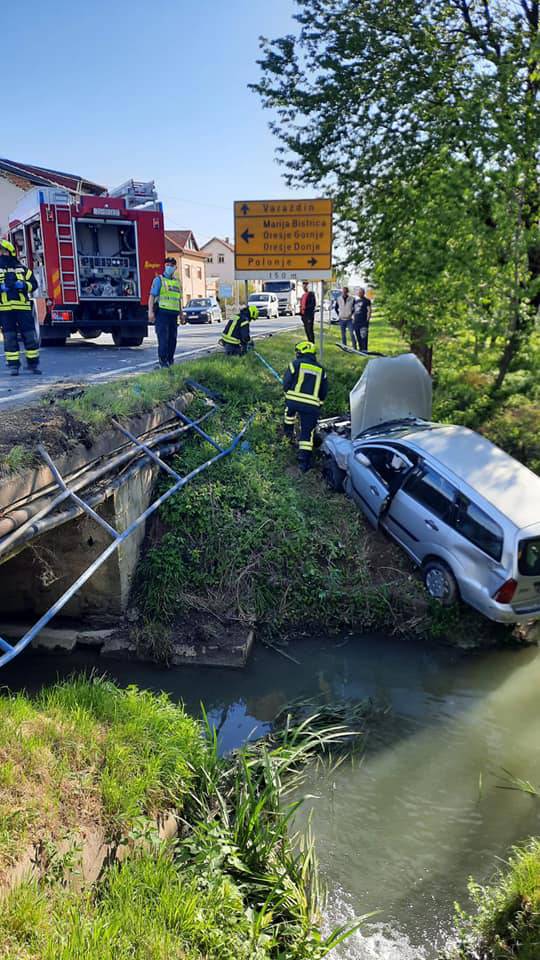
[285,360,325,407]
[0,266,33,312]
[158,276,181,313]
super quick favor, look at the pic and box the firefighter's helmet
[0,239,16,257]
[295,340,316,356]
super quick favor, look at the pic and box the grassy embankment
[442,838,540,960]
[0,676,362,959]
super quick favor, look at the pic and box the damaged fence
[0,404,252,668]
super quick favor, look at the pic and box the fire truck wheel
[112,331,145,347]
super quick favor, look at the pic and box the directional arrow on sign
[241,229,255,243]
[308,257,318,267]
[241,203,249,215]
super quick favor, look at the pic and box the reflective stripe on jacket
[157,276,181,313]
[0,266,34,311]
[222,309,250,345]
[283,358,328,407]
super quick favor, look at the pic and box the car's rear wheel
[321,454,346,493]
[422,559,459,606]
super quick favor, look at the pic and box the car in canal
[182,297,222,324]
[247,293,279,319]
[319,354,540,625]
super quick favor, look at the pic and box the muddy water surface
[4,634,540,958]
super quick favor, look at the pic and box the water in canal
[3,633,540,958]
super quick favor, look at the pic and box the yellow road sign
[234,198,333,279]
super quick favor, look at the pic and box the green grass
[0,690,364,960]
[0,854,266,960]
[59,313,405,432]
[448,840,540,959]
[1,445,37,475]
[0,677,202,873]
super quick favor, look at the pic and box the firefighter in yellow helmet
[283,340,328,472]
[0,239,40,376]
[221,303,258,355]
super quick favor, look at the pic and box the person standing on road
[352,287,372,352]
[148,258,182,368]
[0,239,40,377]
[283,340,328,473]
[333,286,357,349]
[299,280,316,342]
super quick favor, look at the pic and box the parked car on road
[320,354,540,625]
[247,293,279,319]
[183,298,222,324]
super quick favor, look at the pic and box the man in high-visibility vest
[221,304,258,355]
[148,258,182,368]
[283,340,328,472]
[0,239,40,376]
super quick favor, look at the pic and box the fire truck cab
[8,180,165,347]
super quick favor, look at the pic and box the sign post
[319,281,325,361]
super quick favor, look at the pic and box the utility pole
[319,280,325,361]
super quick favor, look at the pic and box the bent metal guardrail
[0,405,253,668]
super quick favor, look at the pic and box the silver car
[320,356,540,624]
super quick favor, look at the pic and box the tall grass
[0,677,202,870]
[178,710,369,958]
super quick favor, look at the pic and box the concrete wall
[0,463,158,624]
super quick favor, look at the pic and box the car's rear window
[454,496,503,562]
[518,538,540,576]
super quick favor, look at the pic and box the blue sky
[5,0,301,243]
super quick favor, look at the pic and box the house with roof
[200,236,235,289]
[165,230,207,304]
[0,157,105,235]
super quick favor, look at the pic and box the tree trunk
[409,326,433,374]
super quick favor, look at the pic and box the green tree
[252,0,540,381]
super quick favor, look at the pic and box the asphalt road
[0,316,304,410]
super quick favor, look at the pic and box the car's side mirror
[355,452,371,467]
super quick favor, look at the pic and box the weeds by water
[445,839,540,960]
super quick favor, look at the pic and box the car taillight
[494,579,518,604]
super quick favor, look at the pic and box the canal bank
[4,632,540,958]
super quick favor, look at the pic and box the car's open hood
[350,353,432,438]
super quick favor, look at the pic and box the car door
[383,461,458,564]
[346,446,390,528]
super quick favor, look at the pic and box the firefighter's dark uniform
[283,342,328,471]
[221,305,252,355]
[0,246,40,375]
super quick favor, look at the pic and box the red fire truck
[8,180,165,347]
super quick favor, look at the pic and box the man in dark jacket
[0,239,40,376]
[352,288,372,351]
[283,340,328,472]
[299,280,316,342]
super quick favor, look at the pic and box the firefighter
[148,258,182,368]
[221,304,258,355]
[283,340,328,472]
[0,239,40,376]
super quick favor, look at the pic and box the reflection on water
[3,633,540,958]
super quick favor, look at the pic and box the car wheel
[422,560,459,606]
[321,454,346,493]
